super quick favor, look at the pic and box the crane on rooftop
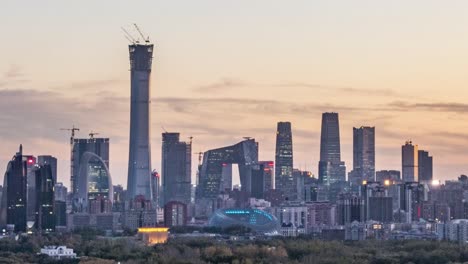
[133,23,150,43]
[89,131,99,139]
[121,26,138,44]
[60,125,80,145]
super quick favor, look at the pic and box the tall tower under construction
[127,41,154,200]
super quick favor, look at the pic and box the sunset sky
[1,0,468,187]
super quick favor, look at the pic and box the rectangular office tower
[127,42,154,201]
[402,141,418,182]
[71,137,110,212]
[352,127,375,183]
[161,133,191,206]
[318,113,346,185]
[275,122,295,200]
[0,145,28,232]
[418,150,433,183]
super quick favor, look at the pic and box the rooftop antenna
[161,126,168,133]
[121,26,138,44]
[189,136,193,145]
[133,23,150,43]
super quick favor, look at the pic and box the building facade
[71,137,110,212]
[418,150,433,183]
[161,132,191,206]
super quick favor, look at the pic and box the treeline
[1,232,468,263]
[169,224,252,235]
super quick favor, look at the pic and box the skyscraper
[127,41,154,201]
[24,155,36,222]
[250,161,274,199]
[0,145,28,232]
[275,122,294,200]
[318,113,346,185]
[161,132,191,206]
[402,141,418,182]
[35,164,55,232]
[38,155,57,183]
[418,150,433,183]
[71,137,110,212]
[352,127,375,183]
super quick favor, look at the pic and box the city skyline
[1,1,468,188]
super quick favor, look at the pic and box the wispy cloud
[193,78,247,93]
[0,65,30,88]
[193,78,401,97]
[388,101,468,113]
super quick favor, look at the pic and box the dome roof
[208,208,280,234]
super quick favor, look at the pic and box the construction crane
[89,131,99,139]
[121,26,138,44]
[133,23,149,43]
[60,125,80,145]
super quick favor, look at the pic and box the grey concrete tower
[127,42,154,200]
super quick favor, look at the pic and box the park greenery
[1,228,468,263]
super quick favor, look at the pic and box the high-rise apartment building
[275,122,294,200]
[161,132,191,206]
[418,150,433,183]
[402,141,418,182]
[127,42,154,201]
[318,113,346,185]
[352,127,375,183]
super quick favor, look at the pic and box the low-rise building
[40,246,77,259]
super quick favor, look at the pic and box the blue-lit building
[208,208,280,235]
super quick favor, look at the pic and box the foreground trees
[1,234,468,264]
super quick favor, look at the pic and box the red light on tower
[27,159,34,164]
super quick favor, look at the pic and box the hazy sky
[1,1,468,187]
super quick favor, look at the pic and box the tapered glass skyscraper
[127,42,154,200]
[318,113,346,185]
[275,122,295,200]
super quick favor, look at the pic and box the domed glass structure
[209,208,279,235]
